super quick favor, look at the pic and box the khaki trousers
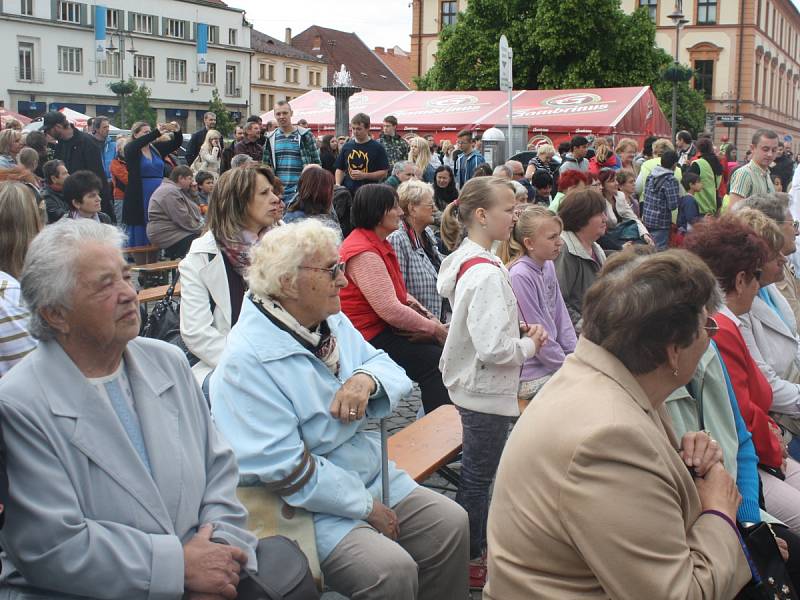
[321,487,469,599]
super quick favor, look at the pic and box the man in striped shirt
[262,101,321,198]
[729,128,778,208]
[0,272,36,378]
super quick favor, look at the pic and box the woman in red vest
[339,184,450,413]
[685,215,800,533]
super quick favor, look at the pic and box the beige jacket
[485,337,750,600]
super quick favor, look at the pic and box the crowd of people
[4,103,800,598]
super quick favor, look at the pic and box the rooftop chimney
[285,27,292,44]
[313,35,321,50]
[375,46,385,54]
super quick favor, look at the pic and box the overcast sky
[228,0,414,51]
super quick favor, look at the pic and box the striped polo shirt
[0,272,36,378]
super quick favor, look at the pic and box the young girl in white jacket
[437,176,547,589]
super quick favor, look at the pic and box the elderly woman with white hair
[0,218,257,599]
[210,219,469,600]
[388,179,446,320]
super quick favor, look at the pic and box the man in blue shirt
[335,113,389,195]
[261,101,320,198]
[454,129,485,189]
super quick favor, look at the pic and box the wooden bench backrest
[387,404,462,483]
[131,260,180,273]
[137,283,181,304]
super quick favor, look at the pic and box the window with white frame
[57,1,81,23]
[133,54,154,79]
[58,46,82,73]
[197,62,216,85]
[164,18,185,39]
[259,93,267,112]
[309,71,321,86]
[208,25,219,44]
[132,13,154,34]
[167,58,186,83]
[97,51,120,77]
[268,64,275,80]
[228,28,237,45]
[20,0,33,16]
[225,63,238,96]
[106,8,121,30]
[17,42,34,81]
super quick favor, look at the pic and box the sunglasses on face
[299,262,346,280]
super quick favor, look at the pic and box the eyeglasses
[780,219,800,233]
[704,315,719,338]
[299,262,346,280]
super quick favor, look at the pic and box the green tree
[208,88,235,137]
[653,65,708,135]
[123,80,156,129]
[416,0,707,136]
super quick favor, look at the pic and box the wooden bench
[137,283,181,305]
[125,244,160,255]
[131,259,180,273]
[388,404,462,484]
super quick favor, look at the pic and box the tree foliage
[122,80,157,129]
[208,88,236,137]
[416,0,708,136]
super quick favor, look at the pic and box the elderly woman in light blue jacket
[210,219,468,600]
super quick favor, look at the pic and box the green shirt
[729,160,775,199]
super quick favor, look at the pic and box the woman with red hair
[283,165,341,235]
[685,215,800,533]
[548,169,588,213]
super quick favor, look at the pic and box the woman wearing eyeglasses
[685,215,800,535]
[210,219,470,600]
[339,183,450,414]
[178,165,284,395]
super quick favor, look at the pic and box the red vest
[339,228,408,341]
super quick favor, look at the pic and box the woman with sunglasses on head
[686,215,800,535]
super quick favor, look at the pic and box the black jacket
[122,128,183,227]
[42,186,69,224]
[54,129,114,223]
[184,127,207,168]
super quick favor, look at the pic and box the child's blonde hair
[439,176,515,251]
[499,205,563,265]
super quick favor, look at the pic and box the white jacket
[178,231,234,385]
[437,238,537,417]
[739,285,800,416]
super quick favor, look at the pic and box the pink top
[346,252,438,336]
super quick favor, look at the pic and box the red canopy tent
[0,108,32,129]
[261,86,670,148]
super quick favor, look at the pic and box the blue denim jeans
[650,228,670,250]
[455,406,512,559]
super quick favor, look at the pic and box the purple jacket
[509,255,577,380]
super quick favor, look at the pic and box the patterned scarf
[218,227,271,277]
[250,293,340,376]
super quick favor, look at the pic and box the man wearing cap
[558,136,590,175]
[43,111,114,223]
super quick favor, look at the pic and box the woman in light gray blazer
[0,219,256,599]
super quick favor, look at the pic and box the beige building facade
[250,29,327,115]
[412,0,800,151]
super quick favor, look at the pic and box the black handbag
[736,522,798,600]
[213,535,320,600]
[139,274,199,366]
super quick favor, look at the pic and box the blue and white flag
[94,5,107,61]
[197,23,208,73]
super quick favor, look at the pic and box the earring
[481,222,488,229]
[672,368,679,377]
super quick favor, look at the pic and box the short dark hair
[661,150,679,170]
[92,116,109,131]
[557,141,571,155]
[351,184,397,230]
[169,165,193,183]
[42,159,65,186]
[63,170,102,208]
[676,130,692,144]
[473,163,493,178]
[531,169,553,190]
[570,135,589,150]
[195,170,214,186]
[457,129,473,140]
[752,128,778,146]
[351,112,370,128]
[682,171,701,188]
[383,115,398,127]
[642,135,658,156]
[558,188,606,232]
[246,114,263,124]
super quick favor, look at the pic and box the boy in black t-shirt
[334,113,390,194]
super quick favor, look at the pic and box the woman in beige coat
[485,249,751,600]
